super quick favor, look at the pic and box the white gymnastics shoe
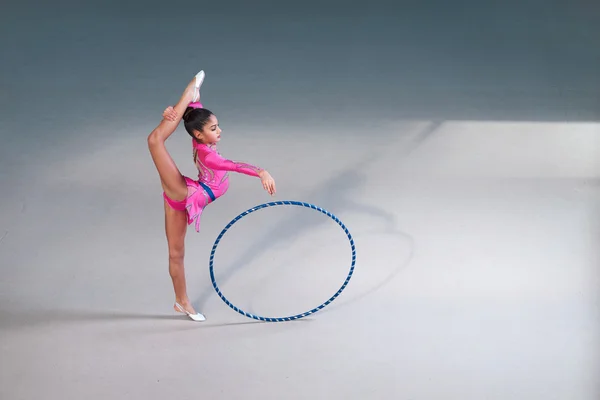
[192,70,205,103]
[175,302,206,322]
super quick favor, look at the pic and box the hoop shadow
[194,121,441,317]
[243,221,416,316]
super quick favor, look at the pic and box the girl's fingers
[262,178,275,195]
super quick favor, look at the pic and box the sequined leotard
[162,138,263,232]
[193,140,263,198]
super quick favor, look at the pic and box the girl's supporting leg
[164,198,196,314]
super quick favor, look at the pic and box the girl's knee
[168,249,185,278]
[168,246,185,262]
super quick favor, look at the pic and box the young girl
[147,70,276,321]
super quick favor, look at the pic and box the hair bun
[183,107,194,121]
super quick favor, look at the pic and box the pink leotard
[162,110,263,232]
[193,140,263,199]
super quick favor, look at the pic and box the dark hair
[182,107,214,140]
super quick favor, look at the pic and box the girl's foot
[181,70,205,105]
[174,301,206,322]
[192,70,205,103]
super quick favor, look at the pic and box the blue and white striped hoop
[209,200,356,322]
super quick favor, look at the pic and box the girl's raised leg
[147,72,203,201]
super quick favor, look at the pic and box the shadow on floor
[196,121,442,317]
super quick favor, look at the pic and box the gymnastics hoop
[209,200,356,322]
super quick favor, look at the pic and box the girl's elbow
[147,129,163,146]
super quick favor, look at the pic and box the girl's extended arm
[200,147,263,177]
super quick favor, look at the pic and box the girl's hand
[162,106,177,122]
[259,170,276,196]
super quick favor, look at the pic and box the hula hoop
[209,200,356,322]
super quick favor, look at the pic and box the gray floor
[1,1,599,399]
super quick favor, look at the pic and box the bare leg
[163,199,196,314]
[148,73,203,317]
[147,76,198,200]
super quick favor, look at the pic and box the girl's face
[197,114,221,144]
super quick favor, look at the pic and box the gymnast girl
[147,70,276,321]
